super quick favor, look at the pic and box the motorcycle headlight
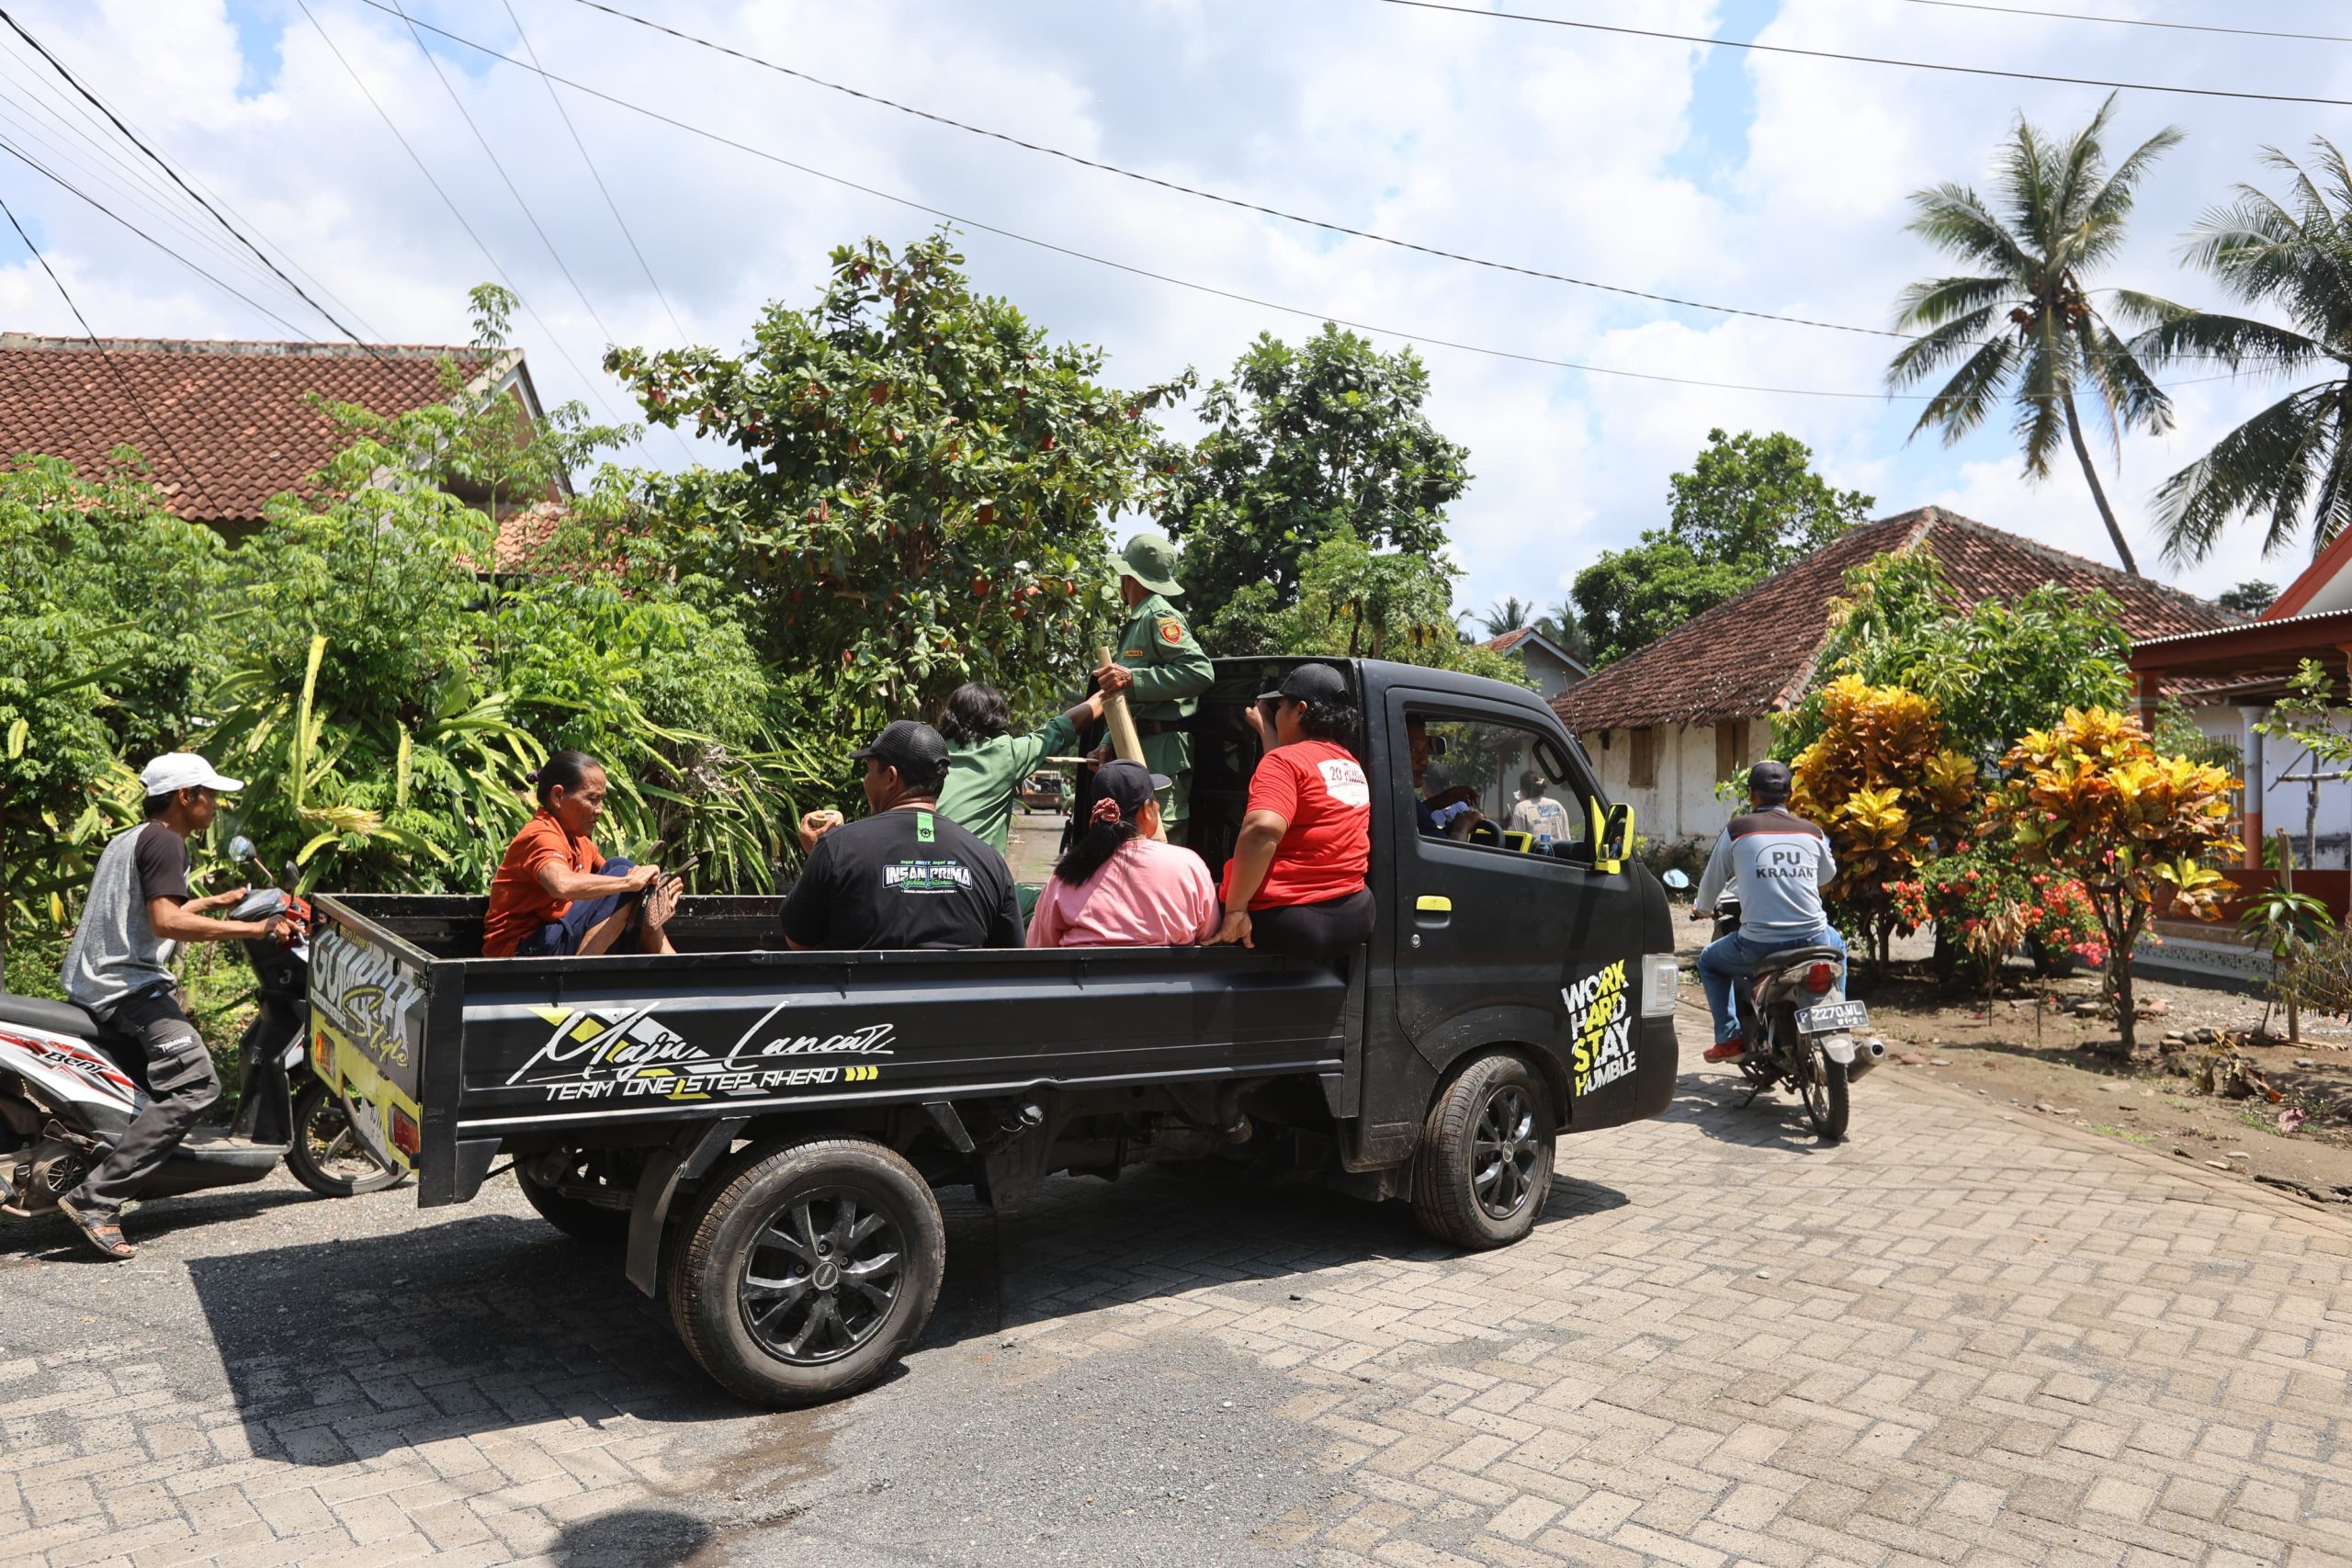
[1640,953,1680,1019]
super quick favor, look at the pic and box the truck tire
[667,1136,944,1408]
[1409,1052,1555,1250]
[517,1155,632,1245]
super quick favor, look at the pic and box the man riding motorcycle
[52,754,289,1259]
[1691,760,1848,1062]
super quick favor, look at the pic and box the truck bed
[311,895,1355,1206]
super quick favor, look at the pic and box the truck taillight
[1803,962,1838,993]
[390,1107,420,1157]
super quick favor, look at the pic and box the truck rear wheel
[517,1153,632,1244]
[1410,1053,1555,1250]
[667,1136,944,1408]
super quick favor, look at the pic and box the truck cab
[312,658,1679,1407]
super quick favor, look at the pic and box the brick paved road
[6,1056,2350,1566]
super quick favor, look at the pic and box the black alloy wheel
[739,1188,905,1366]
[1471,1085,1543,1222]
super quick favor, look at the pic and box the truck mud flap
[625,1116,746,1297]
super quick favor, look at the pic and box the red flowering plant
[2021,871,2104,972]
[1909,846,2033,990]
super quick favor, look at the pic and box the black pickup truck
[312,658,1679,1405]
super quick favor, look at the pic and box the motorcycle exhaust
[1847,1037,1886,1081]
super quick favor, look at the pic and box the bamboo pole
[1095,644,1165,842]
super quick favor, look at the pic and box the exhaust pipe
[1847,1037,1886,1081]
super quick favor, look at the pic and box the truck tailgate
[310,903,435,1174]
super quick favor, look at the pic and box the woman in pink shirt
[1027,761,1218,948]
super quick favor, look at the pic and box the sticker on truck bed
[311,924,427,1171]
[1564,959,1634,1097]
[507,1003,896,1102]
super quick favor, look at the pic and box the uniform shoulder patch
[1157,616,1186,646]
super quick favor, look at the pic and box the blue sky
[6,0,2350,622]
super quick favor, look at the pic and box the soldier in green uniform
[1094,533,1213,844]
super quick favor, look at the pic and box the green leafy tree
[605,233,1186,726]
[2219,580,2278,615]
[1778,548,2132,769]
[1159,324,1470,648]
[1239,535,1521,682]
[1888,93,2182,576]
[1480,596,1534,637]
[2136,141,2352,565]
[1573,429,1871,665]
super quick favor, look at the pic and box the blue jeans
[513,858,642,957]
[1700,926,1847,1045]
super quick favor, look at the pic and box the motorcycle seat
[0,991,124,1043]
[1758,946,1846,972]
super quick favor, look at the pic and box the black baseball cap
[1094,759,1170,818]
[853,719,950,775]
[1747,759,1793,800]
[1256,662,1349,705]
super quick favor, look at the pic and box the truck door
[1381,688,1631,1092]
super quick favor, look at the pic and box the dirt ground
[1833,940,2352,1203]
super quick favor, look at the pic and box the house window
[1629,728,1657,789]
[1714,719,1746,784]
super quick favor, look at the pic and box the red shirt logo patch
[1159,619,1185,646]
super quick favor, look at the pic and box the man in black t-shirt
[781,720,1023,952]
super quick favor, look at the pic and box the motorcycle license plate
[1797,1000,1869,1034]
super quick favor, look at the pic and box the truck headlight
[1640,953,1680,1019]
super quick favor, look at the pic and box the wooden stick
[1095,643,1165,841]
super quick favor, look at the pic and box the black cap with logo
[852,719,951,776]
[1256,662,1350,705]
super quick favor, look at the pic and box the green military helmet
[1113,532,1184,598]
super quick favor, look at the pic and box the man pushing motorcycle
[1691,760,1848,1062]
[53,754,290,1259]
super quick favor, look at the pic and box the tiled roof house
[1476,626,1589,704]
[1554,506,2237,843]
[0,334,560,560]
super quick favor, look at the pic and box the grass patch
[2086,1123,2158,1145]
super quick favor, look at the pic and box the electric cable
[503,0,688,344]
[1377,0,2352,110]
[0,136,327,340]
[340,5,2252,405]
[0,8,380,353]
[543,0,1901,340]
[0,187,230,516]
[1894,0,2352,47]
[294,0,663,454]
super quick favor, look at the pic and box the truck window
[1410,713,1592,852]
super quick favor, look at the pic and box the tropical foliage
[1573,428,1871,666]
[1988,706,2240,1055]
[1889,851,2104,990]
[1215,534,1521,682]
[1787,675,1978,964]
[1888,93,2182,575]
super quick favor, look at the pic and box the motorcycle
[1665,871,1883,1142]
[0,836,401,1222]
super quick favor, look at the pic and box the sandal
[55,1196,134,1260]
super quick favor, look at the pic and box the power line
[546,0,1901,341]
[503,0,688,344]
[293,0,658,452]
[1895,0,2352,47]
[0,136,327,338]
[1376,0,2352,110]
[0,8,380,353]
[343,4,2251,406]
[0,187,229,516]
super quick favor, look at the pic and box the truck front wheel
[1409,1053,1555,1250]
[668,1136,945,1407]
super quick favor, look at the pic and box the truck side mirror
[1587,800,1635,874]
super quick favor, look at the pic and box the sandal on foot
[56,1196,133,1260]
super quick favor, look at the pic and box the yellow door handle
[1416,895,1453,913]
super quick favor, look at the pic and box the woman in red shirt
[1213,663,1374,959]
[482,750,679,958]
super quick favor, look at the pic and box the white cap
[140,752,244,797]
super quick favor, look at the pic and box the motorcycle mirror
[227,835,256,862]
[1661,869,1690,890]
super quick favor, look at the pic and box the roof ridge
[0,333,486,359]
[1917,508,2241,622]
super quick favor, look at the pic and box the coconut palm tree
[1480,595,1535,637]
[1888,93,2183,576]
[2135,140,2352,566]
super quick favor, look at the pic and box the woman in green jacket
[934,682,1103,854]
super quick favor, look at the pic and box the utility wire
[352,5,2250,405]
[503,0,688,344]
[0,136,326,339]
[1894,0,2352,47]
[0,8,380,352]
[294,0,659,453]
[1377,0,2352,110]
[0,188,229,515]
[546,0,1900,341]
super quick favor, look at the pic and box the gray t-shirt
[62,822,190,1016]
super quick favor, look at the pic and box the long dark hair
[1053,809,1141,887]
[937,683,1012,746]
[531,749,601,806]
